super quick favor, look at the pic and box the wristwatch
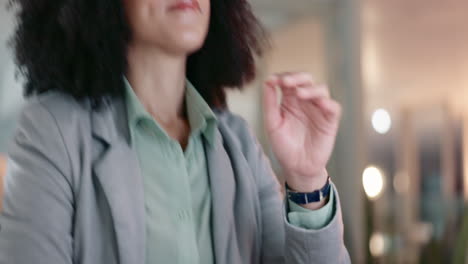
[286,176,331,204]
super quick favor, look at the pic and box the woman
[0,0,349,263]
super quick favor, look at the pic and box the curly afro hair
[8,0,268,108]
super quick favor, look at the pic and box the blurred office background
[1,0,468,263]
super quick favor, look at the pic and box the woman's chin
[166,35,206,55]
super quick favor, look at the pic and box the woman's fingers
[267,72,329,100]
[264,72,340,125]
[296,84,330,100]
[316,98,342,121]
[278,72,315,88]
[265,74,280,87]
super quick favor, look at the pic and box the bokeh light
[369,232,386,257]
[371,109,392,134]
[362,166,385,199]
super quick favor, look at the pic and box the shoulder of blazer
[23,92,92,142]
[10,92,92,192]
[25,91,92,126]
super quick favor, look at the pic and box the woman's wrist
[285,168,328,192]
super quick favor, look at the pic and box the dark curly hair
[8,0,268,108]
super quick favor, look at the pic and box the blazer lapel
[90,99,146,264]
[205,130,242,264]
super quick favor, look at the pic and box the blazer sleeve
[241,122,351,263]
[0,101,74,264]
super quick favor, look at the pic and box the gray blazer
[0,92,350,264]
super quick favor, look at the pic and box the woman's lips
[168,0,201,12]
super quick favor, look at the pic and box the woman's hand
[263,72,342,202]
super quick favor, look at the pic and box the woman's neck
[126,43,187,124]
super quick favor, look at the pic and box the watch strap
[286,177,331,204]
